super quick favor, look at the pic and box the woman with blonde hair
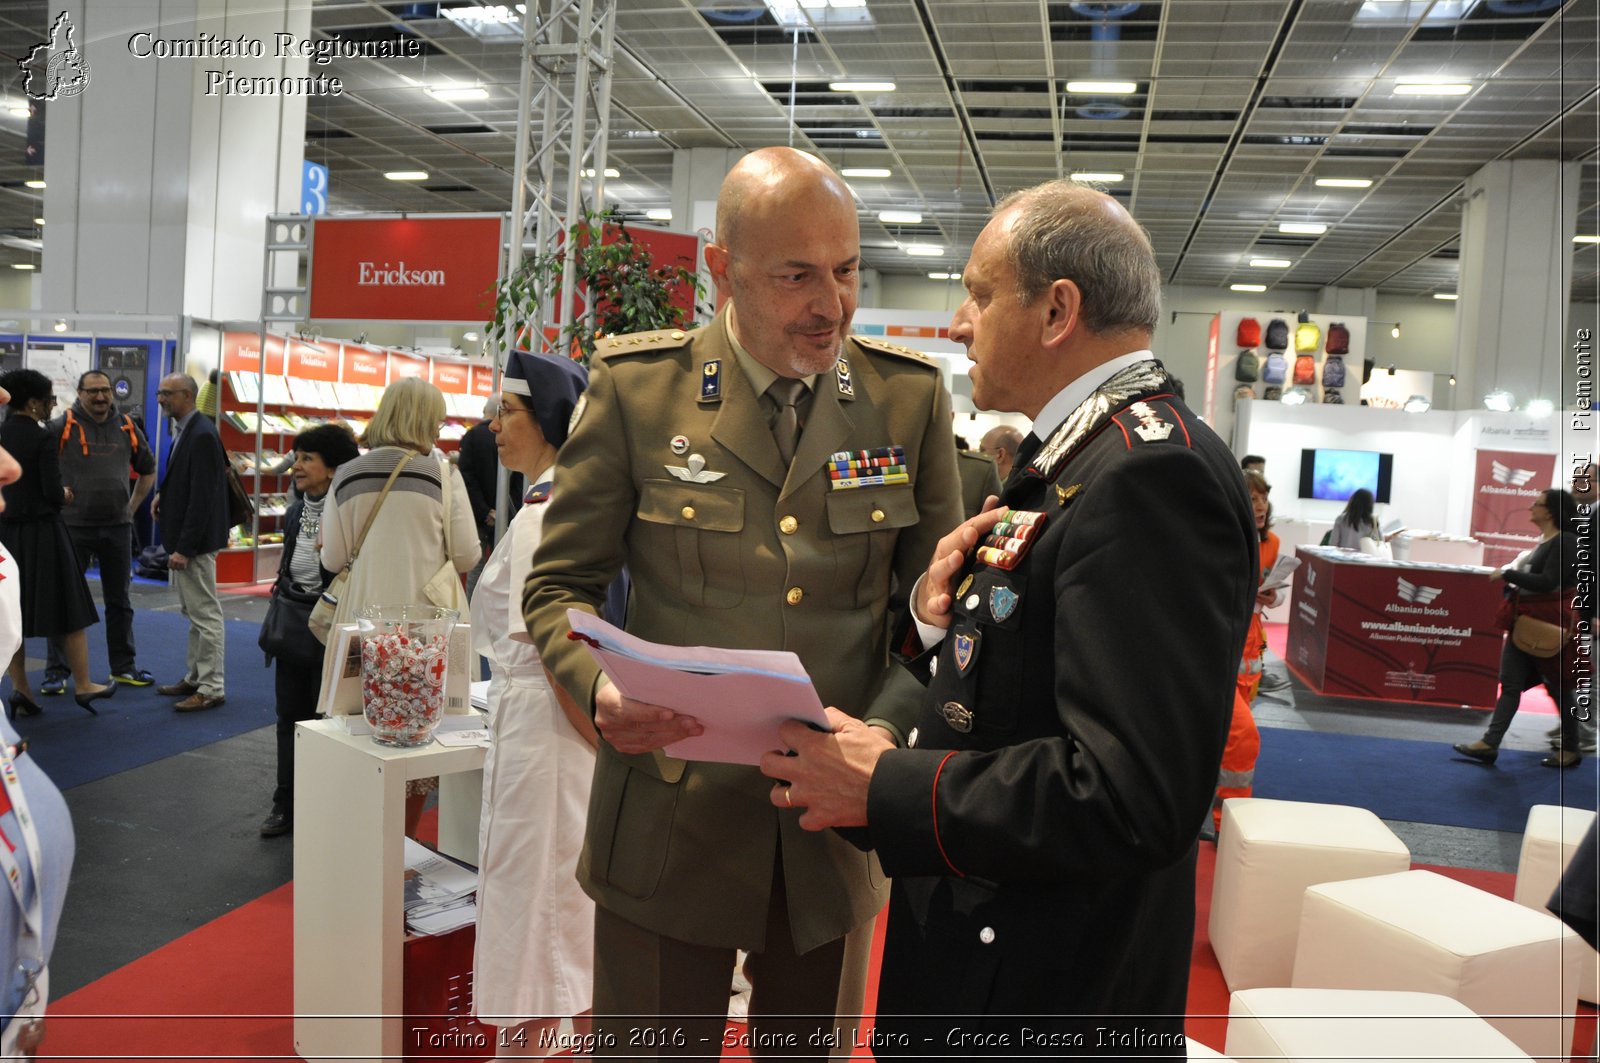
[321,377,479,831]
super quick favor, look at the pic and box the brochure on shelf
[566,608,828,766]
[402,837,477,936]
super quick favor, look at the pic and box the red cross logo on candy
[430,656,446,684]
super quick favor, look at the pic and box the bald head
[979,425,1024,480]
[715,147,854,254]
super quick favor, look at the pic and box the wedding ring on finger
[785,787,793,808]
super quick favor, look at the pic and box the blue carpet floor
[1254,725,1600,833]
[8,612,275,791]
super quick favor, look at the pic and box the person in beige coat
[523,146,963,1057]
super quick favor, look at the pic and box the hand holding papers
[566,609,829,765]
[1258,553,1301,593]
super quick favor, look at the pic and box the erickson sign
[309,215,503,323]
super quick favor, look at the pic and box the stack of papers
[566,609,827,765]
[403,837,477,936]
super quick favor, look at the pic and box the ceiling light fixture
[1402,395,1432,414]
[903,244,944,257]
[927,272,961,280]
[10,263,34,271]
[1230,283,1267,292]
[428,86,490,102]
[1525,398,1555,418]
[384,170,429,181]
[1070,172,1125,183]
[1278,222,1327,235]
[841,168,892,179]
[1483,389,1515,412]
[1394,81,1473,96]
[1065,80,1137,94]
[7,105,27,118]
[1249,258,1292,268]
[645,208,673,221]
[1315,178,1373,189]
[33,218,43,227]
[878,210,923,224]
[1574,235,1600,244]
[829,81,895,93]
[1433,292,1458,300]
[581,168,621,178]
[23,180,44,190]
[52,319,67,333]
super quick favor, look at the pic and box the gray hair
[995,181,1162,335]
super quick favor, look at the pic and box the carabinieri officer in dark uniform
[764,180,1257,1056]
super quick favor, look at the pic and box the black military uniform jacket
[866,359,1257,1054]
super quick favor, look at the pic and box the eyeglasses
[80,387,112,396]
[496,404,534,418]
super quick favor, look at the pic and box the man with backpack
[41,370,158,694]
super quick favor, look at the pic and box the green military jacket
[524,310,963,953]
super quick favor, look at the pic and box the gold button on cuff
[779,515,798,535]
[871,508,886,523]
[681,506,696,520]
[786,587,804,606]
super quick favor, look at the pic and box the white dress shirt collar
[1029,350,1156,441]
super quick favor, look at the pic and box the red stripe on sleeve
[932,751,965,878]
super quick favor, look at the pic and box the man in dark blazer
[524,146,963,1056]
[763,181,1258,1054]
[152,373,230,711]
[456,397,522,596]
[954,446,1001,519]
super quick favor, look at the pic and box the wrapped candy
[355,606,460,747]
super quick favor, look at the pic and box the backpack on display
[1293,353,1316,386]
[1262,351,1288,384]
[1323,388,1345,404]
[1326,321,1350,355]
[1265,318,1290,351]
[1236,317,1261,348]
[1233,384,1255,408]
[1294,311,1321,353]
[1235,350,1260,383]
[1322,353,1346,389]
[1263,385,1283,401]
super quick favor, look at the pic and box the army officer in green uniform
[524,146,963,1057]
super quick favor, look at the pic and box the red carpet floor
[47,829,1593,1061]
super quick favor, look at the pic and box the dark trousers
[1484,638,1578,748]
[47,524,135,675]
[273,657,323,811]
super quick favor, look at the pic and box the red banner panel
[222,332,285,375]
[1287,548,1503,708]
[1469,449,1557,568]
[432,362,469,395]
[388,351,428,383]
[342,347,387,387]
[288,340,339,382]
[470,365,496,398]
[309,216,503,323]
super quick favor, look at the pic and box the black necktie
[1008,432,1042,484]
[766,378,807,466]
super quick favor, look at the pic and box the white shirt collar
[1029,350,1156,440]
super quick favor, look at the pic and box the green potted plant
[487,206,705,365]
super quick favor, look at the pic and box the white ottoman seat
[1226,987,1531,1060]
[1208,797,1410,990]
[1292,869,1580,1059]
[1515,804,1598,1002]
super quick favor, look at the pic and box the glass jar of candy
[354,605,460,747]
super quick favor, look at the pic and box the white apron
[470,479,595,1024]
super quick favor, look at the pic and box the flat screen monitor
[1298,448,1393,503]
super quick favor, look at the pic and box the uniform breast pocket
[824,483,920,608]
[636,479,746,609]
